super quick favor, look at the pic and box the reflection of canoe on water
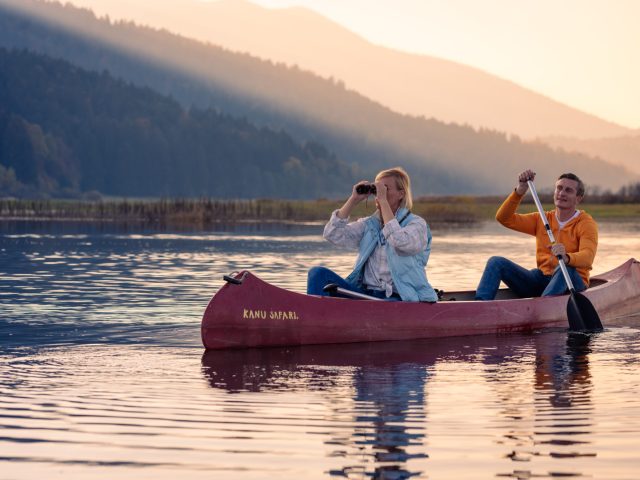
[201,259,640,350]
[201,331,591,393]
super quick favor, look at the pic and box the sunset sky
[64,0,640,129]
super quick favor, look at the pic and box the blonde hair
[375,166,413,210]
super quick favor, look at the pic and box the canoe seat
[588,278,607,288]
[322,283,384,301]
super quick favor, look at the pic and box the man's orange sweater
[496,191,598,286]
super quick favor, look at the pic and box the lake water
[1,219,640,479]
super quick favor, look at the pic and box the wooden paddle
[527,180,603,332]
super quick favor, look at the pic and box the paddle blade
[567,291,603,332]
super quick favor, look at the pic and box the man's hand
[550,243,569,264]
[515,169,536,196]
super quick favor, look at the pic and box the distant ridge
[0,0,636,196]
[541,135,640,177]
[60,0,633,140]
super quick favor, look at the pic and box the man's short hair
[558,173,585,197]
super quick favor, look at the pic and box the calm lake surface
[1,219,640,479]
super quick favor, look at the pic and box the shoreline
[1,198,638,227]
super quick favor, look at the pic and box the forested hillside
[0,48,358,198]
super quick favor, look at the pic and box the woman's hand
[374,181,388,208]
[337,181,370,219]
[374,181,394,224]
[352,181,373,201]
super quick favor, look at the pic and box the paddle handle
[527,180,576,293]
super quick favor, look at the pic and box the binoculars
[356,184,377,195]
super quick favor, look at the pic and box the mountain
[57,0,634,140]
[0,0,636,195]
[0,48,358,198]
[540,135,640,177]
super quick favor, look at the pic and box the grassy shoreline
[1,197,638,226]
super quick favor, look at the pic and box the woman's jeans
[307,266,400,301]
[475,256,586,300]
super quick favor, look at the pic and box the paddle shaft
[527,180,577,293]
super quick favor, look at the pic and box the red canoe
[201,258,640,350]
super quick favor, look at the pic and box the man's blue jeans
[475,256,586,301]
[307,266,400,300]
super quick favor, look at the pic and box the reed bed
[1,197,637,226]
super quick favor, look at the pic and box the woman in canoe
[307,166,438,302]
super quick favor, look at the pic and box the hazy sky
[63,0,640,129]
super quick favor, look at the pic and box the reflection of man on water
[534,332,592,409]
[494,332,595,473]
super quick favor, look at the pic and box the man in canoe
[474,169,598,300]
[307,166,438,302]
